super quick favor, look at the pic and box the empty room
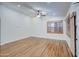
[0,2,79,57]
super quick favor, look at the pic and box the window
[47,20,63,34]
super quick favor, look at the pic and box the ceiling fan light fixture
[37,14,40,18]
[42,11,47,15]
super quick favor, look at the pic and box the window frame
[47,20,63,34]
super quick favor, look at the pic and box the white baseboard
[32,35,66,40]
[0,36,31,45]
[0,35,66,45]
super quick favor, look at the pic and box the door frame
[74,12,77,57]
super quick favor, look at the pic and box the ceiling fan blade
[72,2,79,4]
[22,3,47,18]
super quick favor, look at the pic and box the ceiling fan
[35,10,47,18]
[23,3,48,18]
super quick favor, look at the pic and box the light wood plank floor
[0,37,72,57]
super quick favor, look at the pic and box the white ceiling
[24,2,72,17]
[1,2,72,17]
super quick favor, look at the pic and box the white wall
[0,5,32,45]
[31,16,66,40]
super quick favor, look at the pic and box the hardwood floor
[0,37,72,57]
